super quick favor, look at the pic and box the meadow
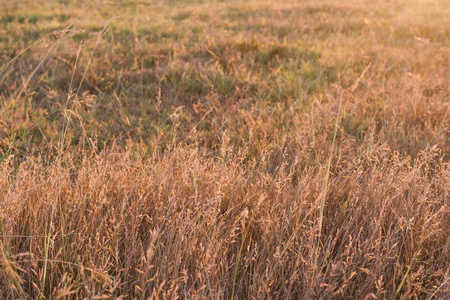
[0,0,449,298]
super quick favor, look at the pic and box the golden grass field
[0,0,449,298]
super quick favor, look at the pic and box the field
[0,0,449,298]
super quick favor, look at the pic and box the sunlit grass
[0,0,449,298]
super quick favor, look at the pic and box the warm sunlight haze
[0,0,449,298]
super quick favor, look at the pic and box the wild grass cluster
[0,0,449,298]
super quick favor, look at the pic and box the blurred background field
[0,0,449,298]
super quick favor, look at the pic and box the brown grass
[0,0,449,298]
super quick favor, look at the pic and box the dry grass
[0,0,449,298]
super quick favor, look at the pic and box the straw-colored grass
[0,0,449,298]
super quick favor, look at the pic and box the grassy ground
[0,0,449,298]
